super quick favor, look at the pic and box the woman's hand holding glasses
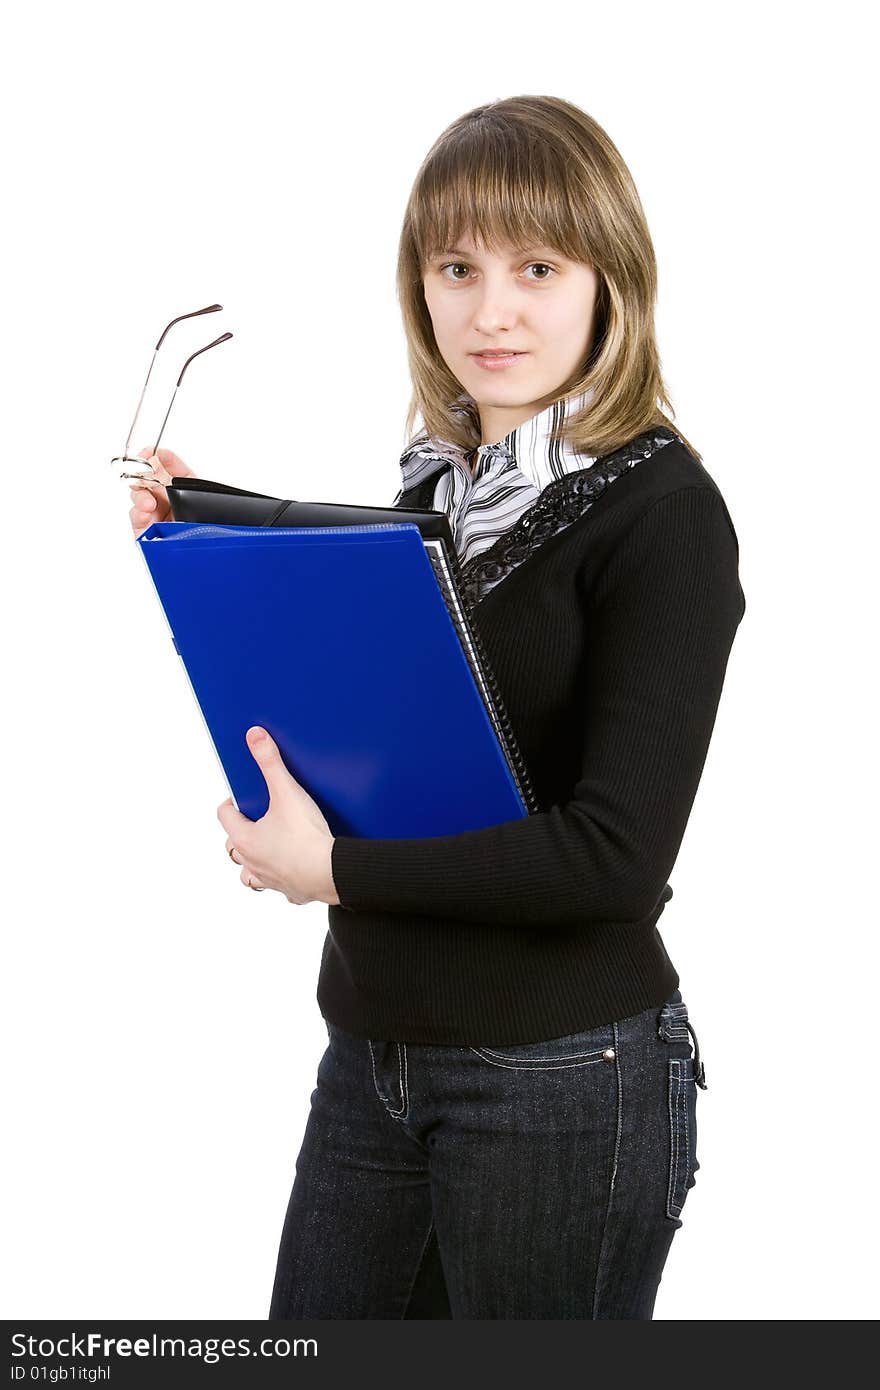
[114,303,232,538]
[128,446,196,539]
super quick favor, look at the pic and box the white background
[2,0,876,1322]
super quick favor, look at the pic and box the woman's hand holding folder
[132,480,341,909]
[128,446,196,538]
[218,726,341,907]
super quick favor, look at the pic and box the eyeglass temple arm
[150,332,234,457]
[121,304,223,459]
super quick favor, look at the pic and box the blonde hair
[397,94,701,462]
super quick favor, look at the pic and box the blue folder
[136,520,535,837]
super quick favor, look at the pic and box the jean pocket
[469,1022,617,1071]
[666,1055,700,1220]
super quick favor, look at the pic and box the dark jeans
[268,989,704,1320]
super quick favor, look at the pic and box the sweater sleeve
[330,486,745,926]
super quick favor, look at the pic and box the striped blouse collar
[399,386,598,495]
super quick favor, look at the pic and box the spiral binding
[423,537,539,817]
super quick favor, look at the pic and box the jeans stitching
[609,1022,622,1192]
[367,1039,408,1118]
[367,1040,381,1102]
[396,1043,409,1119]
[467,1049,608,1072]
[667,1060,678,1217]
[591,1019,622,1318]
[667,1059,684,1218]
[683,1066,690,1204]
[473,1042,609,1063]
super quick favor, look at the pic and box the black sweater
[318,428,746,1045]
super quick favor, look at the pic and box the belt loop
[657,999,689,1043]
[686,1020,708,1090]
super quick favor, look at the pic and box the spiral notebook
[136,517,537,838]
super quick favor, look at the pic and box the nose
[470,276,523,335]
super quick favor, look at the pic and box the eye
[437,261,558,283]
[524,262,556,281]
[439,262,471,281]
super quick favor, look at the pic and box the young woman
[130,94,745,1320]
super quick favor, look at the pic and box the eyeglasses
[110,304,233,480]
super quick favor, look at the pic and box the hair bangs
[410,120,585,271]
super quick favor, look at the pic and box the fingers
[135,449,172,488]
[228,840,265,891]
[129,474,168,537]
[129,448,173,536]
[131,454,169,499]
[129,497,158,537]
[130,482,160,510]
[125,443,193,539]
[137,445,194,477]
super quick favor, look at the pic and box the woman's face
[422,233,600,444]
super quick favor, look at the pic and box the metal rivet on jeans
[603,1048,616,1062]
